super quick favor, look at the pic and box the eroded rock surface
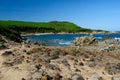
[0,35,120,80]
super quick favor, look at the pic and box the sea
[22,33,120,46]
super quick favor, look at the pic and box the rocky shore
[0,35,120,80]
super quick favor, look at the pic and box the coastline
[20,31,120,37]
[21,31,110,36]
[0,35,120,80]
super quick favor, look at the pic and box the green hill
[0,20,92,42]
[0,20,92,33]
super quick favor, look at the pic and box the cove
[22,33,120,46]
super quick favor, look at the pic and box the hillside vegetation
[0,27,22,43]
[0,20,93,42]
[0,20,92,33]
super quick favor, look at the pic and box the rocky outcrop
[72,35,120,53]
[0,28,23,43]
[72,34,97,46]
[1,35,120,80]
[0,44,7,50]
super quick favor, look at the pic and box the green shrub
[0,20,92,33]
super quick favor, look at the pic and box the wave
[95,37,103,40]
[115,37,120,41]
[74,36,103,40]
[59,41,72,45]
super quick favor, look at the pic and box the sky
[0,0,120,31]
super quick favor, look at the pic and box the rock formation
[0,35,120,80]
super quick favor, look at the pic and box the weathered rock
[45,64,60,71]
[35,64,42,70]
[88,73,104,80]
[98,77,104,80]
[32,72,42,80]
[62,59,70,69]
[2,51,13,56]
[72,74,84,80]
[111,76,120,80]
[105,63,120,75]
[50,50,59,59]
[72,35,97,46]
[65,78,72,80]
[79,62,84,66]
[2,61,13,67]
[104,38,120,45]
[53,73,62,80]
[87,61,96,67]
[0,44,7,50]
[13,58,23,64]
[21,78,26,80]
[46,75,53,80]
[26,50,34,55]
[0,35,8,43]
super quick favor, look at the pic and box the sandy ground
[0,45,30,80]
[0,38,120,80]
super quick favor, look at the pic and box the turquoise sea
[23,34,120,46]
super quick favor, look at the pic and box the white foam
[95,37,102,40]
[59,41,71,45]
[115,37,120,41]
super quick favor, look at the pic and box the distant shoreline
[21,32,88,36]
[21,31,120,36]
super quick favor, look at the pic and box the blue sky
[0,0,120,31]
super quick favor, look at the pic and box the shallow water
[22,33,120,46]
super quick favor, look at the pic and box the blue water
[22,34,120,46]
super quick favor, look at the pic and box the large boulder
[72,35,97,46]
